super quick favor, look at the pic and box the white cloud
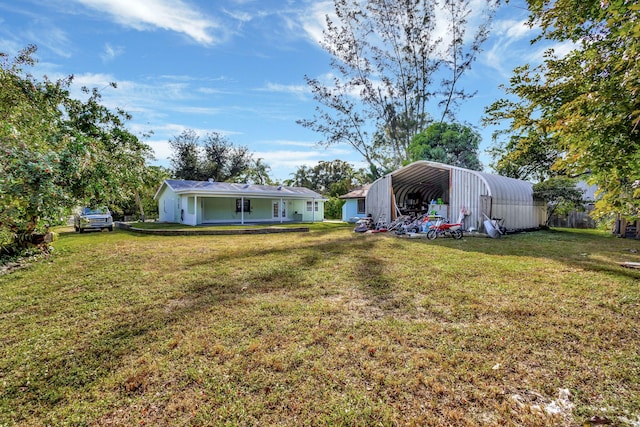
[296,1,333,46]
[23,25,73,58]
[544,41,578,60]
[255,144,355,166]
[264,139,315,148]
[222,8,254,23]
[70,72,117,91]
[100,43,124,62]
[0,39,24,57]
[480,16,538,78]
[255,149,326,178]
[198,87,226,95]
[519,39,578,67]
[172,106,225,115]
[72,0,223,45]
[255,144,363,181]
[140,123,190,136]
[146,139,173,165]
[259,82,310,97]
[503,19,533,40]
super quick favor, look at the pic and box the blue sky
[0,0,568,182]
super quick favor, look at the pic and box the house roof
[154,179,326,200]
[339,184,371,199]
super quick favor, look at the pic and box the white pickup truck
[74,207,114,232]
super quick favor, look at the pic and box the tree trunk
[135,189,145,222]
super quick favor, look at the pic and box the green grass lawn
[1,225,639,426]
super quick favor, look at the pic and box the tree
[169,130,260,183]
[110,166,171,221]
[201,132,252,182]
[1,45,153,251]
[532,177,585,226]
[286,160,367,197]
[323,198,345,220]
[287,160,369,220]
[241,158,274,185]
[407,122,482,170]
[483,0,640,218]
[298,0,499,177]
[169,129,203,181]
[1,46,68,242]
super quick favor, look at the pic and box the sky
[0,0,565,182]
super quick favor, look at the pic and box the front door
[272,200,286,221]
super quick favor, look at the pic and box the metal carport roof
[365,161,546,231]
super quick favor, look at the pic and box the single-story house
[154,179,327,226]
[339,184,371,222]
[363,161,546,231]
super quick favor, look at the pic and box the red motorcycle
[426,221,463,240]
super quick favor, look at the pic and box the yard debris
[545,388,574,416]
[583,415,613,425]
[619,262,640,269]
[617,414,640,426]
[0,261,23,275]
[511,388,574,421]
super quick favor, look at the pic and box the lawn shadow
[415,228,640,281]
[178,232,402,318]
[6,226,639,424]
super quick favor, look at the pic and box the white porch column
[194,195,198,225]
[280,197,284,223]
[241,196,245,225]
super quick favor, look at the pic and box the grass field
[1,224,639,426]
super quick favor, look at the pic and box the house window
[306,201,319,212]
[357,198,365,214]
[187,197,195,215]
[236,199,250,213]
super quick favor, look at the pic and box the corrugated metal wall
[449,168,489,231]
[366,175,392,223]
[478,172,546,230]
[365,161,547,231]
[491,200,547,230]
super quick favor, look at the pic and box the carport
[365,161,546,231]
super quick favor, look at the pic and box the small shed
[339,184,371,222]
[366,161,546,231]
[154,180,326,226]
